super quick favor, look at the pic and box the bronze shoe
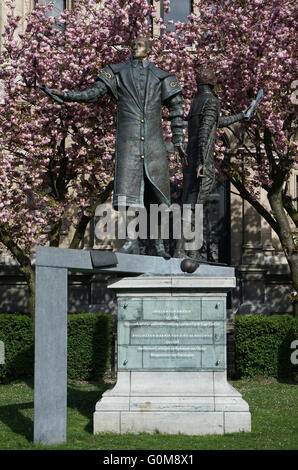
[118,238,140,255]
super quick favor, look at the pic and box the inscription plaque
[118,298,226,371]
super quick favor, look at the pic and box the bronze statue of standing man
[174,68,262,259]
[46,36,186,256]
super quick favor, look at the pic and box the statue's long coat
[64,59,183,209]
[182,85,244,206]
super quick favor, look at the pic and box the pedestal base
[94,371,251,435]
[94,272,251,436]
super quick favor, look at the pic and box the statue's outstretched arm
[218,111,245,128]
[40,78,108,104]
[58,79,108,103]
[218,89,263,127]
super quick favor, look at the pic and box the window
[35,0,66,18]
[161,0,193,30]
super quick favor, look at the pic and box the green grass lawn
[0,377,297,450]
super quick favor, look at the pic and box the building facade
[0,0,296,319]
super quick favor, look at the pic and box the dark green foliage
[67,313,113,381]
[0,313,113,383]
[0,314,34,383]
[234,315,297,378]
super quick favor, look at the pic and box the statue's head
[131,36,152,60]
[196,68,216,87]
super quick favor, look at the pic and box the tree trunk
[287,252,298,318]
[48,220,63,247]
[69,180,113,249]
[268,187,298,318]
[19,262,36,331]
[0,224,36,324]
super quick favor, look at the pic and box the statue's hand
[243,89,264,120]
[196,164,205,178]
[174,144,188,166]
[37,84,65,105]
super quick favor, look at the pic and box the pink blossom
[0,0,296,258]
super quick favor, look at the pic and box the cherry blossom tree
[0,0,158,320]
[179,0,297,315]
[0,0,297,319]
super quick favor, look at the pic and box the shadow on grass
[0,400,34,442]
[0,378,33,442]
[67,382,112,433]
[0,379,113,442]
[277,376,298,385]
[67,384,111,434]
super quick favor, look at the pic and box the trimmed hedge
[234,314,297,378]
[0,314,34,382]
[67,313,113,381]
[0,313,113,383]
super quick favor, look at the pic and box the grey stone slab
[142,346,204,370]
[201,344,226,369]
[224,412,251,433]
[34,266,68,445]
[120,411,224,435]
[214,321,226,344]
[130,371,214,396]
[118,345,143,369]
[171,277,236,290]
[109,276,235,292]
[116,291,227,372]
[118,298,143,321]
[35,246,235,277]
[215,397,250,412]
[129,396,215,412]
[213,371,242,396]
[201,299,225,320]
[101,371,131,397]
[35,246,93,270]
[93,411,121,433]
[124,322,214,346]
[141,298,202,321]
[123,371,214,397]
[95,396,130,411]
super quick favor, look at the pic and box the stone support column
[34,265,68,445]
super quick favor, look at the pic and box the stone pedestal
[94,273,251,435]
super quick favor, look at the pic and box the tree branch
[282,192,298,228]
[69,180,114,249]
[230,176,279,233]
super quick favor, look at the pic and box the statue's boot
[118,237,140,255]
[186,249,205,261]
[154,239,171,259]
[174,209,198,259]
[173,237,187,259]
